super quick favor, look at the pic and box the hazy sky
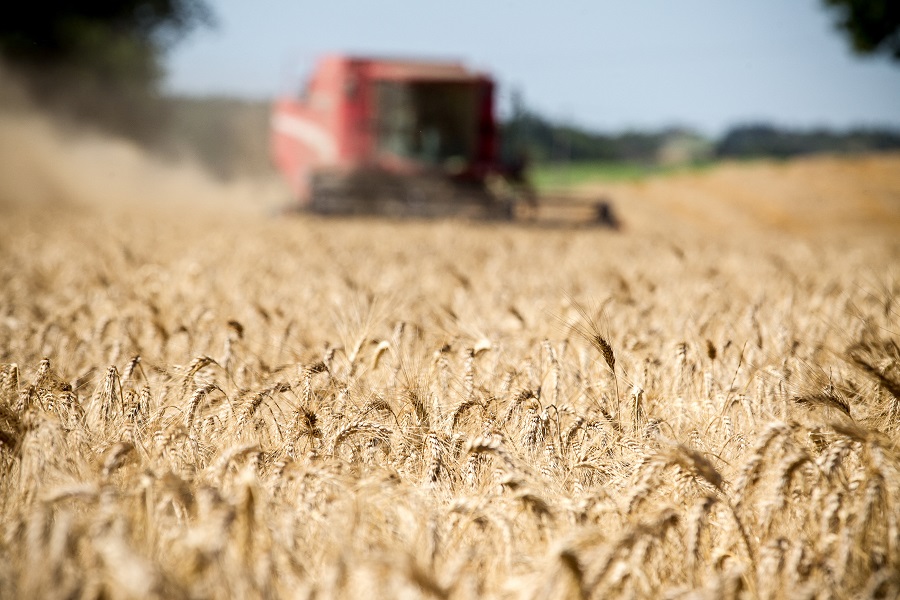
[164,0,900,135]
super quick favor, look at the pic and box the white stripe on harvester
[271,113,339,161]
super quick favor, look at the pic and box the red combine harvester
[271,55,612,223]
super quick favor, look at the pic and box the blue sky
[164,0,900,135]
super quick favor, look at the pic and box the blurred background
[1,0,899,189]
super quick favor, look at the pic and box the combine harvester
[271,55,615,224]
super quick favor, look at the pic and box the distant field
[578,152,900,237]
[1,110,900,599]
[530,160,714,191]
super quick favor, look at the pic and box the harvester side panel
[271,57,358,204]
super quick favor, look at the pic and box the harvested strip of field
[575,153,900,237]
[1,111,899,599]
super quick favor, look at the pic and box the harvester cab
[271,55,516,218]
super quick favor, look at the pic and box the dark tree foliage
[0,1,212,63]
[823,0,900,60]
[715,124,900,159]
[0,1,213,139]
[501,105,674,164]
[503,112,900,165]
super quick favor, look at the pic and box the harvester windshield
[375,82,478,169]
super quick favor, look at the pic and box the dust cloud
[0,101,286,220]
[1,80,898,243]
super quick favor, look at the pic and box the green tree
[823,0,900,60]
[0,1,213,139]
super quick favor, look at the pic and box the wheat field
[1,111,900,599]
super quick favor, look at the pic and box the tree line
[0,0,212,142]
[500,107,900,166]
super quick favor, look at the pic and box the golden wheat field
[1,110,900,599]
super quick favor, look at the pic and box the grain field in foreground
[1,112,900,599]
